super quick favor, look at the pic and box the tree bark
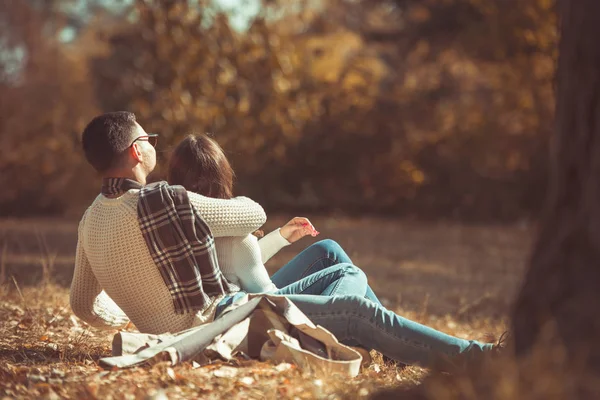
[512,0,600,375]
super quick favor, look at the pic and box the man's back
[71,112,266,334]
[72,190,197,333]
[70,189,266,334]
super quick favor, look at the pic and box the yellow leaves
[440,111,457,132]
[449,60,479,80]
[518,92,534,110]
[538,0,554,11]
[274,74,292,93]
[523,30,537,46]
[180,90,192,106]
[217,62,237,85]
[85,381,100,398]
[398,161,426,186]
[301,31,364,83]
[407,40,431,65]
[408,5,431,23]
[237,95,251,114]
[166,3,188,20]
[277,53,295,75]
[342,57,389,93]
[411,170,426,185]
[0,0,557,217]
[404,73,419,91]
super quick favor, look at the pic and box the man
[71,112,498,370]
[70,111,266,334]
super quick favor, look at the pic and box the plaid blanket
[101,178,238,314]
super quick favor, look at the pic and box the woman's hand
[280,217,319,244]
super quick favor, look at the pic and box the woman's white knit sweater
[215,230,290,294]
[70,189,268,334]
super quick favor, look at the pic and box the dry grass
[0,217,524,399]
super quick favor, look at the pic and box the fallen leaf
[70,315,80,327]
[34,382,52,391]
[45,388,61,400]
[212,366,238,378]
[46,343,59,351]
[28,374,46,383]
[50,369,65,378]
[48,378,63,385]
[166,367,176,381]
[275,363,293,372]
[86,382,99,397]
[146,390,168,400]
[93,371,110,380]
[239,376,255,385]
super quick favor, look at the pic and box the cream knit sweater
[215,229,290,294]
[70,189,267,334]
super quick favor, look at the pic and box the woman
[168,134,381,304]
[168,134,499,370]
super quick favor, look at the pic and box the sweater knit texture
[70,189,266,334]
[215,229,290,294]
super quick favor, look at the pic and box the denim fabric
[274,264,367,297]
[215,291,246,317]
[214,239,494,370]
[215,291,492,370]
[271,239,382,305]
[285,294,493,369]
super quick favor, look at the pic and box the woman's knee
[339,264,367,281]
[310,239,346,258]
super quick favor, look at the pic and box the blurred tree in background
[0,0,100,215]
[0,0,556,220]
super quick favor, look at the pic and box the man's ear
[129,143,143,163]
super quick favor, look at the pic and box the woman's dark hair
[168,134,234,199]
[82,111,137,173]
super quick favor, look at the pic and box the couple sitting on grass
[70,111,500,372]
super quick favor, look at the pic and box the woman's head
[168,134,234,199]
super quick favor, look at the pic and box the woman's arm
[258,217,319,263]
[231,236,278,293]
[258,228,291,264]
[188,193,267,237]
[70,220,130,329]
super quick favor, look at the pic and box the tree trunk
[512,0,600,376]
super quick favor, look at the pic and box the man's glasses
[130,133,158,148]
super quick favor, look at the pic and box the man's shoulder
[78,204,92,228]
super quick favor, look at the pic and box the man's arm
[70,221,130,329]
[188,193,267,237]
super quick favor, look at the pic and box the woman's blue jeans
[216,240,493,370]
[271,239,381,305]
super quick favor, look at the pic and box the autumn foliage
[0,0,556,219]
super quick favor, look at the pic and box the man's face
[131,122,157,174]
